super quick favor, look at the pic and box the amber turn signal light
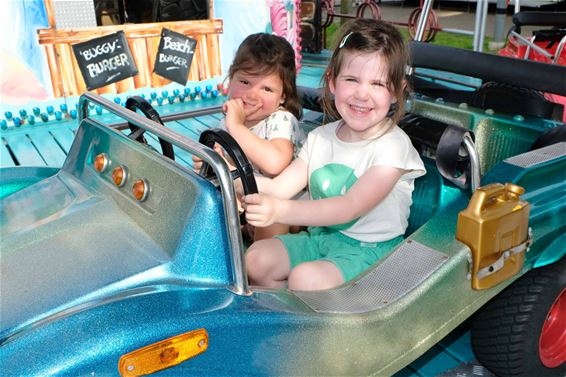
[132,179,149,201]
[94,153,109,173]
[118,328,208,377]
[112,166,128,187]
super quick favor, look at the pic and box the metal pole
[463,135,481,192]
[510,31,554,60]
[408,0,434,76]
[472,0,482,51]
[415,0,434,42]
[491,0,507,49]
[479,0,489,52]
[473,0,488,52]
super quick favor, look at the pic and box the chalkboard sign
[72,31,138,90]
[153,28,197,85]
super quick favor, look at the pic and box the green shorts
[276,227,403,283]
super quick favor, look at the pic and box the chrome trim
[110,105,223,130]
[510,31,554,60]
[407,0,435,77]
[414,0,434,43]
[476,229,532,280]
[463,135,481,191]
[472,0,488,52]
[78,93,250,296]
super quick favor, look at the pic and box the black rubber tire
[471,257,566,377]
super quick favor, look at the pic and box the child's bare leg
[246,238,290,288]
[288,260,344,291]
[253,223,290,241]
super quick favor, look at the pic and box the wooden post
[197,34,210,80]
[55,44,78,96]
[208,0,214,19]
[208,33,221,77]
[129,39,151,88]
[43,0,56,29]
[42,44,63,97]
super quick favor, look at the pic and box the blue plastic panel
[49,127,76,153]
[3,134,46,166]
[0,140,16,167]
[26,130,67,166]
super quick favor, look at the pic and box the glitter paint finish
[1,93,565,376]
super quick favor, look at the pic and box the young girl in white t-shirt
[194,33,305,241]
[242,19,426,291]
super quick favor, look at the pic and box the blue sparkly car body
[1,43,565,376]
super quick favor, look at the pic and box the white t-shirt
[221,108,305,177]
[298,119,426,242]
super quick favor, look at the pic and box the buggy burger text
[86,53,130,79]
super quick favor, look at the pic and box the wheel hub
[539,288,566,368]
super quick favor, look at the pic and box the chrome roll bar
[78,93,250,296]
[463,134,481,192]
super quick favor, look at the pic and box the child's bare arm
[255,158,308,198]
[191,143,224,172]
[224,99,294,176]
[231,131,294,176]
[233,155,307,201]
[243,166,404,227]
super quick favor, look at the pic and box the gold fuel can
[456,183,531,290]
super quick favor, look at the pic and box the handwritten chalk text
[159,53,188,68]
[163,37,194,54]
[86,53,129,78]
[80,40,119,61]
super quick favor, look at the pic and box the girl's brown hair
[228,33,302,120]
[322,19,408,125]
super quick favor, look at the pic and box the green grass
[398,27,493,51]
[324,21,493,52]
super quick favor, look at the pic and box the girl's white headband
[339,32,354,48]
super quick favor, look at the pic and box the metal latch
[477,228,532,280]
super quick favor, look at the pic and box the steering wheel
[125,96,175,160]
[198,128,258,224]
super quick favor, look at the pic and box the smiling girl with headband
[242,19,425,291]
